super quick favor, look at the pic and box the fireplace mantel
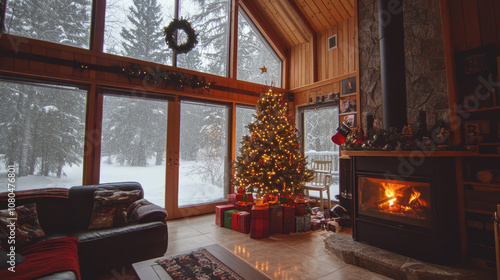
[341,150,477,157]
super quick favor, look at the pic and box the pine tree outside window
[237,8,282,87]
[0,80,87,192]
[104,0,175,65]
[3,0,92,49]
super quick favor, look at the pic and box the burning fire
[378,183,423,213]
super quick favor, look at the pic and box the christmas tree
[233,87,313,199]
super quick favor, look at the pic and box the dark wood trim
[90,0,106,52]
[83,83,103,185]
[229,0,239,79]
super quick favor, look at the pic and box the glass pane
[4,0,92,49]
[303,106,340,197]
[178,0,229,76]
[0,81,87,192]
[235,106,256,159]
[179,101,228,206]
[237,9,282,87]
[104,0,175,65]
[100,95,168,207]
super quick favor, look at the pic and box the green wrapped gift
[224,209,239,229]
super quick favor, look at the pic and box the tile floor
[165,214,392,280]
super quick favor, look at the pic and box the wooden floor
[100,213,392,280]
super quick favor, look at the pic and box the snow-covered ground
[0,159,224,208]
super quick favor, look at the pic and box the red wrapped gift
[243,193,254,202]
[236,201,254,212]
[236,193,244,203]
[232,211,241,231]
[236,211,251,234]
[283,206,295,234]
[215,204,235,227]
[269,205,284,234]
[250,205,269,238]
[228,194,238,205]
[295,202,306,216]
[311,219,322,231]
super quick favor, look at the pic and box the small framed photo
[341,99,357,113]
[464,121,483,144]
[343,114,357,128]
[341,77,356,96]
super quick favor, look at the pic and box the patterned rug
[156,248,245,280]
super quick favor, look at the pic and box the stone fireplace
[352,155,461,265]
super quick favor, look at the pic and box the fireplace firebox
[352,156,461,265]
[358,177,432,228]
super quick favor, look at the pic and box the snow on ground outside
[0,160,223,208]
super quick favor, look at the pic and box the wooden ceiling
[240,0,355,49]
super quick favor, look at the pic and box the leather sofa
[0,182,168,279]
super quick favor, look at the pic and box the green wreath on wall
[163,18,198,54]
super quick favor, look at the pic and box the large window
[302,105,340,198]
[235,105,256,158]
[237,9,282,87]
[0,80,87,192]
[104,0,175,65]
[179,101,229,206]
[179,0,230,76]
[100,94,168,207]
[4,0,92,49]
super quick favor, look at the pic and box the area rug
[156,248,244,280]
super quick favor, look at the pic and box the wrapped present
[295,202,306,216]
[215,205,235,227]
[236,194,243,203]
[250,205,269,238]
[295,216,305,232]
[228,194,238,205]
[311,219,322,231]
[269,205,284,234]
[283,206,295,234]
[236,201,254,212]
[232,211,241,231]
[237,211,251,234]
[304,214,311,232]
[224,209,239,229]
[243,193,253,202]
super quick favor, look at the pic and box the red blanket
[0,237,80,280]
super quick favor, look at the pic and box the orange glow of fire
[409,190,421,204]
[379,183,422,212]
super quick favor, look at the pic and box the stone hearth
[324,234,493,280]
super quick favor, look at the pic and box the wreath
[163,18,198,54]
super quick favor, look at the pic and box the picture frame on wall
[343,114,356,128]
[341,77,356,96]
[464,121,483,144]
[341,99,357,113]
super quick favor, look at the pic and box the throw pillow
[0,203,45,249]
[126,199,167,224]
[88,189,142,229]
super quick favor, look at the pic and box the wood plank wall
[289,15,357,92]
[449,0,500,53]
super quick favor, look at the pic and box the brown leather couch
[0,182,168,279]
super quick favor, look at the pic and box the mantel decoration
[342,124,454,151]
[163,18,198,54]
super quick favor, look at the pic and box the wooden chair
[304,160,332,210]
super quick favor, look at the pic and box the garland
[163,18,198,54]
[122,64,213,91]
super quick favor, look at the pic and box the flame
[409,190,421,204]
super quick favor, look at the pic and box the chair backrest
[309,160,333,186]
